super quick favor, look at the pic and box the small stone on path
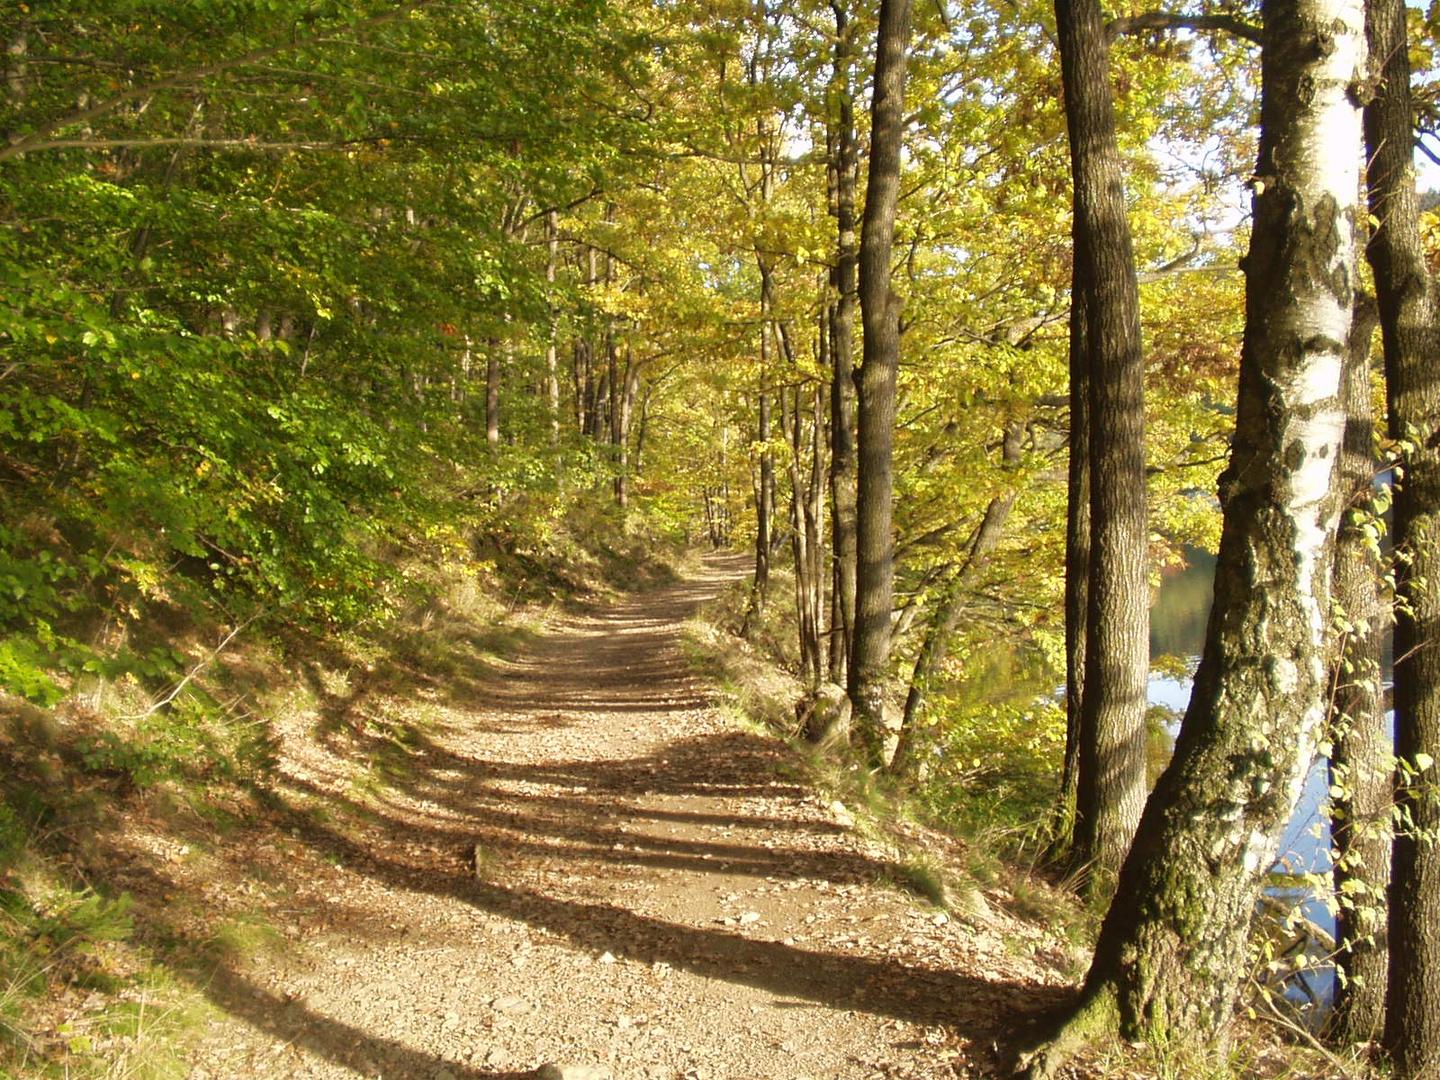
[535,1065,611,1080]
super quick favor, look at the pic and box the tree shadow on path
[177,552,1068,1076]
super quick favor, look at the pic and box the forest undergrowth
[677,566,1374,1080]
[0,509,684,1079]
[0,531,1383,1080]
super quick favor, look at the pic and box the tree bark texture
[1055,0,1150,894]
[849,0,912,764]
[1055,287,1090,854]
[781,375,827,689]
[1365,1,1440,1073]
[1023,1,1364,1070]
[742,310,774,639]
[828,0,860,687]
[1327,296,1389,1046]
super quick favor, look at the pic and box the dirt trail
[185,555,1068,1079]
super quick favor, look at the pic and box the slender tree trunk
[849,0,912,765]
[634,383,651,477]
[1056,0,1150,895]
[808,379,828,678]
[1021,2,1365,1070]
[720,422,732,546]
[743,271,776,637]
[1365,2,1440,1073]
[775,306,828,688]
[1328,296,1390,1046]
[828,0,860,688]
[583,247,600,438]
[572,339,588,435]
[615,344,639,509]
[891,421,1023,778]
[743,384,774,636]
[1054,289,1090,855]
[609,332,624,505]
[545,210,560,444]
[592,361,610,442]
[704,491,719,547]
[782,385,824,688]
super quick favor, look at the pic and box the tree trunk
[546,210,561,444]
[890,420,1023,778]
[1054,288,1090,856]
[1328,296,1389,1046]
[615,345,639,509]
[828,0,860,688]
[634,383,651,477]
[744,385,774,633]
[588,362,607,441]
[766,283,827,686]
[782,381,826,688]
[1365,2,1440,1073]
[1021,1,1364,1070]
[743,265,776,638]
[1056,0,1150,896]
[609,333,625,506]
[808,379,828,679]
[849,0,912,765]
[582,246,601,438]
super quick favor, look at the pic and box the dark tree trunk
[742,285,775,639]
[590,363,609,441]
[613,343,638,509]
[1021,1,1365,1070]
[828,0,860,688]
[1054,289,1090,855]
[849,0,912,765]
[1328,296,1389,1046]
[890,421,1023,778]
[634,383,651,477]
[765,284,828,686]
[781,376,827,689]
[807,380,827,679]
[1055,0,1149,895]
[1365,2,1440,1073]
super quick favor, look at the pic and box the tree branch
[1105,12,1262,46]
[117,608,270,722]
[1416,134,1440,170]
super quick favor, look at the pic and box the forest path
[185,554,1065,1079]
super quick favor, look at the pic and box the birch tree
[1021,0,1366,1068]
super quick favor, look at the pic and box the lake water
[1149,550,1344,1009]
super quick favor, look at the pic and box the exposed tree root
[1014,984,1118,1079]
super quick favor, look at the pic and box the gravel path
[181,554,1068,1079]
